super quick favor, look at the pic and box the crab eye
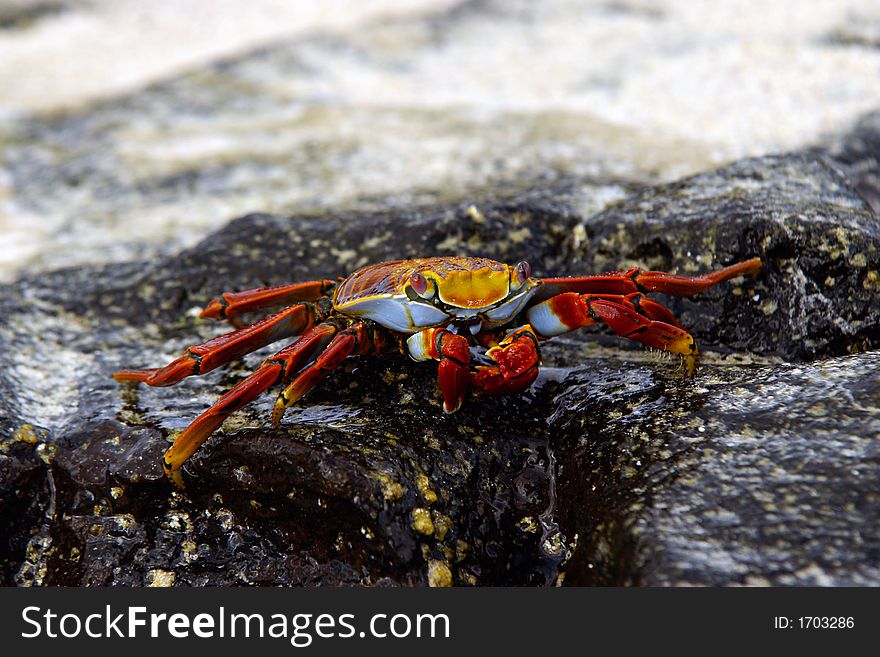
[407,272,433,299]
[514,261,532,286]
[410,273,427,293]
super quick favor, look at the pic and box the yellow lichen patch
[864,271,880,291]
[113,514,136,531]
[381,370,409,384]
[416,473,438,504]
[760,299,778,316]
[572,223,588,249]
[465,204,486,224]
[1,424,44,455]
[146,569,176,587]
[13,424,39,444]
[517,516,539,533]
[362,232,392,249]
[162,511,192,532]
[215,509,234,531]
[374,473,405,501]
[423,433,441,450]
[427,560,453,587]
[466,233,484,250]
[180,540,199,563]
[331,248,357,266]
[806,402,826,417]
[432,513,453,541]
[17,534,53,586]
[411,507,435,535]
[508,227,532,244]
[435,231,463,251]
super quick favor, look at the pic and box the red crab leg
[114,303,322,387]
[586,292,682,327]
[271,321,392,424]
[406,328,471,413]
[470,325,541,397]
[528,293,697,355]
[533,257,762,302]
[200,280,338,321]
[162,321,341,473]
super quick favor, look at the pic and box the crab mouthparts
[450,316,483,335]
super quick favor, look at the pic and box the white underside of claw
[526,299,571,337]
[405,330,433,361]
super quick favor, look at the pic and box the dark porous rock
[1,149,878,586]
[550,354,880,586]
[825,110,880,214]
[575,154,880,360]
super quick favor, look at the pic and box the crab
[115,255,762,477]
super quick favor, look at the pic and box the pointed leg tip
[113,369,154,384]
[163,457,186,489]
[717,257,763,283]
[271,401,286,426]
[199,298,225,319]
[443,399,463,414]
[168,469,186,489]
[668,335,698,357]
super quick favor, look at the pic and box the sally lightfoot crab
[115,256,761,476]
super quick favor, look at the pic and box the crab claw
[436,332,471,413]
[438,355,469,413]
[406,328,471,413]
[471,325,540,396]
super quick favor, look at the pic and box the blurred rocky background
[3,0,880,278]
[0,0,878,586]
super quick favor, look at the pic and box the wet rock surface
[2,142,879,586]
[552,354,880,585]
